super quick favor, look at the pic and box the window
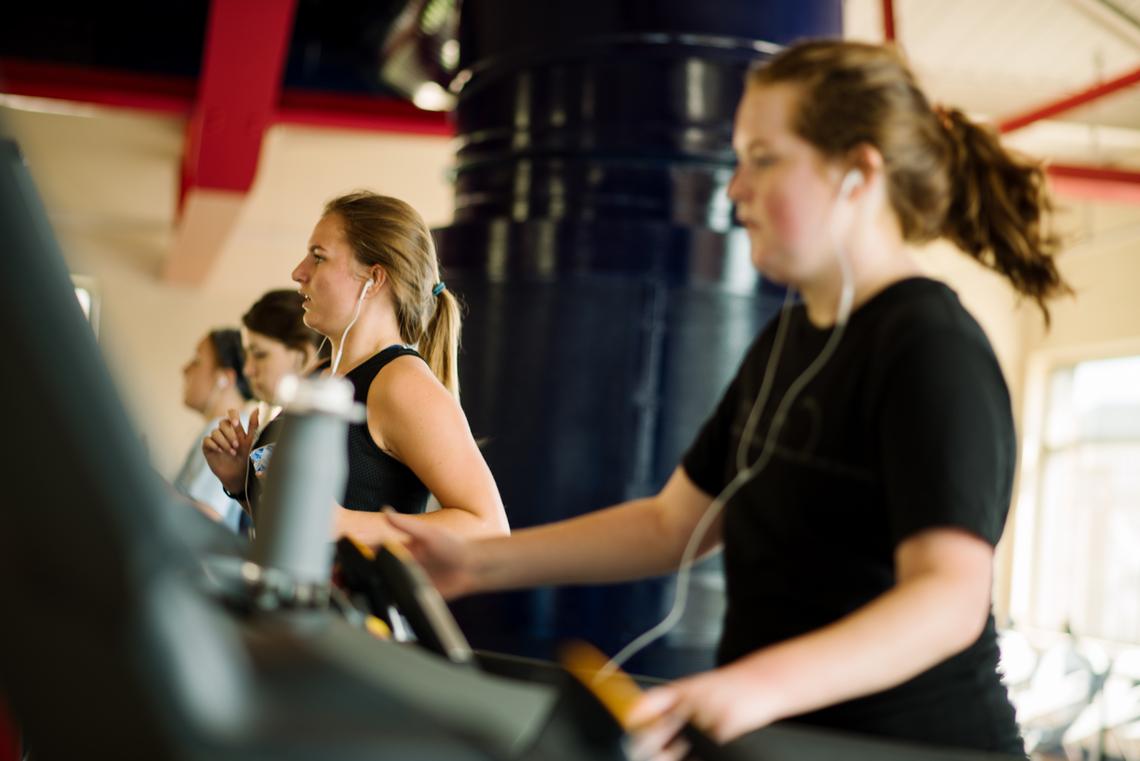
[1013,355,1140,643]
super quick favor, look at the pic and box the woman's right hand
[202,407,259,495]
[384,510,480,600]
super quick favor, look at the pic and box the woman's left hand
[625,666,779,761]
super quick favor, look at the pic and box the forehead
[309,212,346,245]
[242,328,278,350]
[732,83,802,152]
[194,337,216,362]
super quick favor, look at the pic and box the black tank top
[245,345,430,521]
[340,345,430,515]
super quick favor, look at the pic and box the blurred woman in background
[173,328,254,532]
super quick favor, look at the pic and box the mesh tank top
[340,345,430,514]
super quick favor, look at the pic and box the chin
[749,253,784,284]
[302,313,327,336]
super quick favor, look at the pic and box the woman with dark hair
[173,328,255,532]
[201,289,323,523]
[204,194,508,542]
[386,39,1069,756]
[239,289,327,405]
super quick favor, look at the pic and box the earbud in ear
[839,169,864,200]
[362,278,376,295]
[215,376,229,389]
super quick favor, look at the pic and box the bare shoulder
[366,353,465,460]
[367,353,456,420]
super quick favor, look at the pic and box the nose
[291,258,307,284]
[726,166,745,204]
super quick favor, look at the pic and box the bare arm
[333,356,509,544]
[388,466,721,598]
[629,526,995,743]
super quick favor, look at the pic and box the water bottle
[251,374,362,591]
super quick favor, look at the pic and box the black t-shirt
[682,277,1023,754]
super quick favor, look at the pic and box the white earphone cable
[598,172,860,679]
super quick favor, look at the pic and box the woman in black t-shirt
[387,41,1069,755]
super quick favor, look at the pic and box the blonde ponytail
[419,286,462,398]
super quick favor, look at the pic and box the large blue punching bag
[435,0,842,677]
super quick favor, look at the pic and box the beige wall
[5,104,456,476]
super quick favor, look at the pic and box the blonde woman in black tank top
[206,194,508,546]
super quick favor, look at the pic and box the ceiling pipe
[1048,162,1140,205]
[998,64,1140,133]
[875,15,1140,206]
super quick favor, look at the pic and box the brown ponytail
[323,191,462,397]
[938,108,1069,323]
[748,40,1070,323]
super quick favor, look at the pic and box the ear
[216,368,237,388]
[842,143,885,198]
[366,266,388,293]
[290,346,311,371]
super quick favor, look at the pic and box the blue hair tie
[432,281,446,297]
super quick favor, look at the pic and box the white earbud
[215,376,229,389]
[838,169,864,200]
[333,277,377,376]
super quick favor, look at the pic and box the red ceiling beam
[998,65,1140,134]
[0,58,194,115]
[883,0,897,42]
[180,0,298,203]
[0,694,18,761]
[1047,163,1140,205]
[166,0,299,284]
[0,58,453,136]
[276,89,452,136]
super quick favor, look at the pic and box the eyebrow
[308,244,325,254]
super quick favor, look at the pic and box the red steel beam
[0,58,453,136]
[180,0,298,204]
[165,0,299,283]
[999,65,1140,133]
[0,694,17,761]
[277,89,452,136]
[0,58,194,115]
[1047,163,1140,205]
[883,0,896,42]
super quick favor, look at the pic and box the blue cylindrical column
[436,0,842,676]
